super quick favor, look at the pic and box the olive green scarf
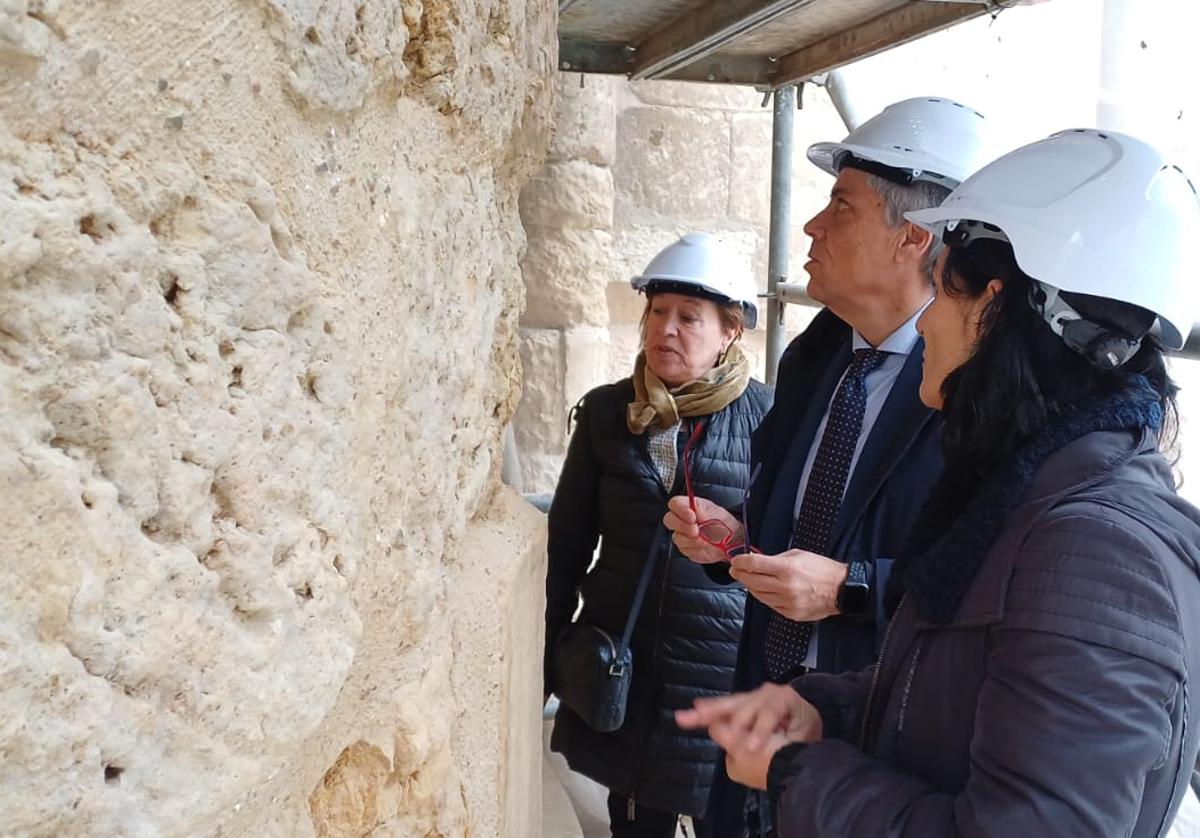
[626,343,752,434]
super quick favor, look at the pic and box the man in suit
[663,97,997,837]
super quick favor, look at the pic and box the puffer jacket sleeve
[769,513,1182,837]
[544,395,603,696]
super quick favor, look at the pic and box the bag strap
[615,525,670,662]
[613,418,700,667]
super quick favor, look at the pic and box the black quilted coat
[545,376,772,817]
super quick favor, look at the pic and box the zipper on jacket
[894,635,925,752]
[628,427,694,821]
[860,595,908,749]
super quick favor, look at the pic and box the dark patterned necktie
[763,348,889,681]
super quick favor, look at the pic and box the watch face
[839,581,870,614]
[838,561,870,614]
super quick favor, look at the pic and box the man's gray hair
[863,172,952,282]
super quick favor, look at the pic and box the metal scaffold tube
[765,85,796,385]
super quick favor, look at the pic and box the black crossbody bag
[551,527,668,733]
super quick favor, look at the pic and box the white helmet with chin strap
[808,96,992,188]
[631,233,759,329]
[906,128,1200,365]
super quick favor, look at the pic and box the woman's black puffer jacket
[545,376,772,817]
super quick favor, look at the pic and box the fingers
[675,692,748,729]
[663,512,699,539]
[672,533,730,565]
[731,550,793,576]
[730,684,799,752]
[677,686,798,748]
[716,725,781,791]
[747,693,791,752]
[708,719,743,752]
[665,495,699,528]
[728,557,786,598]
[729,568,784,596]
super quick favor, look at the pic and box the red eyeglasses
[681,421,759,559]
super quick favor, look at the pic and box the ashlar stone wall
[0,1,554,835]
[517,75,846,494]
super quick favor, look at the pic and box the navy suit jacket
[706,308,945,834]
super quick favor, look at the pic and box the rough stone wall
[514,73,618,494]
[516,76,844,494]
[0,1,553,836]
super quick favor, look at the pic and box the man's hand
[663,495,742,565]
[676,684,823,790]
[728,549,850,621]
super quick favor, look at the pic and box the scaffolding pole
[765,85,796,384]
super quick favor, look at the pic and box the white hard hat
[808,96,991,188]
[631,233,759,329]
[906,128,1200,350]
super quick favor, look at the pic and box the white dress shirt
[793,302,929,668]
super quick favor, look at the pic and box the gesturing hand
[676,683,823,790]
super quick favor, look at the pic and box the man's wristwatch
[835,560,871,615]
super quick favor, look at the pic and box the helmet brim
[631,276,758,330]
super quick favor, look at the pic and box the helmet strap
[1030,282,1142,370]
[941,218,1010,249]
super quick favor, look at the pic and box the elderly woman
[678,130,1200,837]
[545,233,772,837]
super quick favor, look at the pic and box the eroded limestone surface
[0,0,553,835]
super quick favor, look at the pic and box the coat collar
[753,318,938,556]
[832,338,938,555]
[898,383,1164,627]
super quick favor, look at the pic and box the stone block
[606,279,645,327]
[550,72,618,166]
[515,329,566,459]
[520,160,614,230]
[729,113,774,226]
[614,107,731,220]
[729,93,847,230]
[564,326,611,410]
[0,0,557,832]
[605,325,643,385]
[521,228,615,329]
[449,489,547,838]
[628,79,763,112]
[519,452,566,498]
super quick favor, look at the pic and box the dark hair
[937,239,1179,484]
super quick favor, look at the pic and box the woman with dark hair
[545,234,772,837]
[676,130,1200,837]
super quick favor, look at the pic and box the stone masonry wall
[0,1,554,836]
[516,75,845,495]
